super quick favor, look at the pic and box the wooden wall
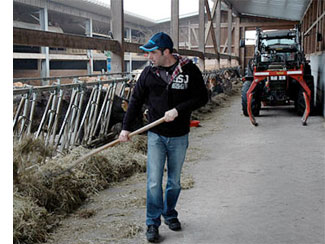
[301,0,325,54]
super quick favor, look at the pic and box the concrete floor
[46,94,325,244]
[159,96,325,244]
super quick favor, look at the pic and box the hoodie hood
[151,53,191,84]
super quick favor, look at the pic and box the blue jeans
[146,131,189,227]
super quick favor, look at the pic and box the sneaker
[146,225,159,243]
[164,218,181,231]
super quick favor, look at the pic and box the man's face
[148,49,166,67]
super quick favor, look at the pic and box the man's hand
[164,108,178,122]
[119,130,131,142]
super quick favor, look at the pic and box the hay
[181,174,195,190]
[14,137,87,215]
[14,136,54,158]
[15,143,147,214]
[191,89,236,120]
[120,135,147,154]
[13,137,55,184]
[73,148,146,194]
[77,209,96,219]
[13,190,56,244]
[17,167,87,214]
[105,193,146,209]
[13,135,148,244]
[109,221,143,240]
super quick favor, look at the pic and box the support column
[127,28,132,42]
[215,0,221,69]
[171,0,179,51]
[110,0,124,73]
[188,20,192,49]
[129,53,132,72]
[204,0,219,71]
[198,0,205,71]
[234,17,240,66]
[315,0,321,52]
[39,6,49,84]
[227,5,232,67]
[240,27,246,71]
[85,18,93,75]
[127,28,132,72]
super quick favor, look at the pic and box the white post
[86,18,93,75]
[39,6,49,84]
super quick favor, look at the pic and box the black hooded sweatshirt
[122,54,208,137]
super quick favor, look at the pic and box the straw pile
[13,137,55,184]
[13,135,147,244]
[192,77,242,121]
[13,190,57,244]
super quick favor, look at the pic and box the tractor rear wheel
[241,81,261,116]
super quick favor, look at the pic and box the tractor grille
[269,80,286,91]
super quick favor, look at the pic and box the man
[119,32,208,242]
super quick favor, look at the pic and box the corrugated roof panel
[225,0,310,21]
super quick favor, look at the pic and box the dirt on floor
[43,84,242,244]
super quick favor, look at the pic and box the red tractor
[241,26,314,126]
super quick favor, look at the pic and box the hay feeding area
[13,190,57,244]
[13,135,147,244]
[192,78,242,121]
[13,70,243,244]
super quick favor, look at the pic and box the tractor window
[262,38,295,46]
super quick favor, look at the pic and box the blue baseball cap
[140,32,174,52]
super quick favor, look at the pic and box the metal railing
[13,76,134,152]
[13,72,132,84]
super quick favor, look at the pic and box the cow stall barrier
[13,76,133,152]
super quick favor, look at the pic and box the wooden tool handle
[77,117,165,162]
[50,117,165,177]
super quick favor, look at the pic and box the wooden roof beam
[13,27,121,52]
